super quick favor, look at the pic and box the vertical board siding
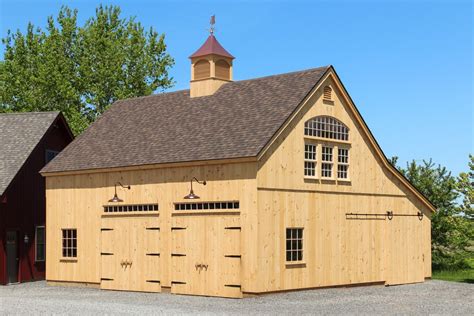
[255,75,431,292]
[46,162,256,298]
[45,74,431,297]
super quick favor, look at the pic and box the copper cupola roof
[189,34,234,59]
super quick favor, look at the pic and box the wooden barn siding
[254,75,431,292]
[45,162,258,292]
[0,120,72,284]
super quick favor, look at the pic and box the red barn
[0,112,73,284]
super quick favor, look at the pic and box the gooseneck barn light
[184,177,207,199]
[109,182,131,203]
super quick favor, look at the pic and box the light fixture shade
[108,193,123,203]
[184,190,200,199]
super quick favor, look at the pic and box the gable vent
[323,86,332,100]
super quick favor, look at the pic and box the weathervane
[209,15,215,35]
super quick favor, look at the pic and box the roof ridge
[113,66,331,104]
[114,90,190,104]
[232,66,331,85]
[0,111,60,116]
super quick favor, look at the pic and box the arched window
[304,116,349,141]
[215,59,230,80]
[323,86,332,100]
[193,59,211,80]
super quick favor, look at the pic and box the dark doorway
[6,231,19,284]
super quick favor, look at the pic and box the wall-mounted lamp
[184,177,207,199]
[24,234,29,244]
[387,211,394,220]
[417,211,423,221]
[108,182,131,203]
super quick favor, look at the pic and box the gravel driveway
[1,280,473,315]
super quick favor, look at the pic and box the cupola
[189,16,234,98]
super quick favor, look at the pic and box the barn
[40,33,435,298]
[0,112,73,285]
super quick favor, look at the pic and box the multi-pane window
[286,228,303,262]
[174,201,239,211]
[338,148,349,179]
[35,226,45,262]
[304,143,317,177]
[62,229,77,258]
[304,116,349,141]
[104,204,158,213]
[321,146,333,178]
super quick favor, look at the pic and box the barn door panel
[100,216,161,292]
[171,214,242,298]
[385,216,424,285]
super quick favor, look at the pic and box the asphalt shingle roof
[0,111,60,195]
[42,66,329,173]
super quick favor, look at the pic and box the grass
[432,258,474,283]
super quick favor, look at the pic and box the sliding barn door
[385,216,425,285]
[171,214,242,298]
[100,216,161,292]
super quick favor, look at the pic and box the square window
[304,161,316,177]
[286,228,303,262]
[322,146,333,162]
[338,148,349,164]
[62,229,77,258]
[338,164,349,179]
[322,163,333,178]
[304,144,316,160]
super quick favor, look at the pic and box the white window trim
[304,116,349,141]
[337,146,350,181]
[61,228,77,259]
[321,145,334,179]
[35,226,45,262]
[285,227,304,264]
[304,142,317,179]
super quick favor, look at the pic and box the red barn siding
[0,117,72,284]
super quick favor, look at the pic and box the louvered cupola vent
[189,16,234,98]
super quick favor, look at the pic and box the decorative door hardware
[120,260,133,268]
[195,263,208,272]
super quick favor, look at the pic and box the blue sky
[1,0,472,175]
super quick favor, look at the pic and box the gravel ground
[1,280,473,315]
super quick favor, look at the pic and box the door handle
[121,260,132,268]
[195,263,208,272]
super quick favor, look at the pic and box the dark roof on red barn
[0,112,63,195]
[41,66,329,173]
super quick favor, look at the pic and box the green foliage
[456,155,474,220]
[432,257,474,283]
[393,157,474,271]
[0,5,174,135]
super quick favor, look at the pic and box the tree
[457,155,474,220]
[0,5,174,134]
[394,158,473,270]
